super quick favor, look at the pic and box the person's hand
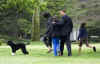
[52,22,56,24]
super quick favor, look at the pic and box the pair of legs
[78,37,96,55]
[60,32,72,56]
[52,37,60,56]
[43,36,52,53]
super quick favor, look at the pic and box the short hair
[43,12,51,19]
[60,9,66,13]
[80,22,86,28]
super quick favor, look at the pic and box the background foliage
[0,0,100,42]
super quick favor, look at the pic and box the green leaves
[17,18,31,33]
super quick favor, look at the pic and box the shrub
[0,39,6,46]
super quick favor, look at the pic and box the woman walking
[48,16,62,56]
[78,22,96,55]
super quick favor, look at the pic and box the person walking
[43,12,53,53]
[49,16,62,56]
[59,10,73,56]
[78,22,96,55]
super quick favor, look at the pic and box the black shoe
[68,54,72,56]
[93,46,96,52]
[61,52,63,56]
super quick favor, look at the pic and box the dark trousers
[43,36,52,48]
[48,37,52,47]
[60,32,72,56]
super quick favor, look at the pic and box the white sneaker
[12,53,15,56]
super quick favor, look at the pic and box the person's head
[43,12,51,19]
[52,15,57,22]
[80,22,87,28]
[59,10,66,16]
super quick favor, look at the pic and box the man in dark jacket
[59,10,73,56]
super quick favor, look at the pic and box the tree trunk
[31,6,40,41]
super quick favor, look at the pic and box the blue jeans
[52,37,60,56]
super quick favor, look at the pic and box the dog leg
[12,48,16,56]
[21,46,29,55]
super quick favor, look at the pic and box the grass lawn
[0,41,100,64]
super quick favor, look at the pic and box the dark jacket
[45,17,53,37]
[47,19,62,38]
[61,15,73,36]
[78,27,88,40]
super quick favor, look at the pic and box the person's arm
[78,29,81,40]
[66,17,73,27]
[52,20,65,27]
[45,23,52,34]
[45,20,52,34]
[78,29,84,40]
[78,36,80,40]
[64,16,73,32]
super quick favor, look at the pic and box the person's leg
[65,33,72,56]
[47,37,52,53]
[85,38,92,48]
[78,39,83,55]
[66,41,72,56]
[85,38,96,52]
[52,37,58,56]
[43,36,52,53]
[56,38,60,55]
[60,38,65,56]
[79,47,82,55]
[48,37,52,48]
[56,38,61,56]
[43,36,49,47]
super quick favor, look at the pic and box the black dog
[7,41,29,55]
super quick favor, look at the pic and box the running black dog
[7,41,29,55]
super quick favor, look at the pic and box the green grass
[0,41,100,64]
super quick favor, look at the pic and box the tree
[0,0,100,41]
[0,0,33,39]
[31,0,47,41]
[0,0,47,41]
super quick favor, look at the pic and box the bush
[87,26,100,42]
[0,39,6,46]
[0,42,1,46]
